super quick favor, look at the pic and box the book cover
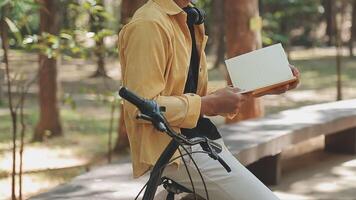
[225,43,296,96]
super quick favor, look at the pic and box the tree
[322,0,337,46]
[349,0,356,57]
[34,0,62,141]
[0,71,3,105]
[335,1,346,101]
[1,4,17,199]
[0,45,3,104]
[61,0,77,30]
[224,0,264,123]
[261,0,322,49]
[0,33,4,106]
[89,0,109,78]
[115,0,147,151]
[1,1,40,199]
[210,0,226,70]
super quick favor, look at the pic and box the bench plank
[219,99,356,184]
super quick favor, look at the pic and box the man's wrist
[200,95,215,116]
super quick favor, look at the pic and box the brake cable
[134,150,210,200]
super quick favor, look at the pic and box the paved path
[272,150,356,200]
[30,144,356,200]
[30,157,151,200]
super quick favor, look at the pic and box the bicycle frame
[118,87,230,200]
[142,139,179,200]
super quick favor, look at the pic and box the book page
[225,43,295,93]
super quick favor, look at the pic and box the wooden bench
[30,100,356,200]
[219,99,356,185]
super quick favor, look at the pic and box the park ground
[1,47,356,199]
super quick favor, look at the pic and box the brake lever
[136,113,167,132]
[137,113,153,122]
[205,141,231,173]
[217,156,231,173]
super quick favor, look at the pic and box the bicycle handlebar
[119,87,146,111]
[118,87,231,173]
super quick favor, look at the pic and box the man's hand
[259,64,300,96]
[200,87,251,116]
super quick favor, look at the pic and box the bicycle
[118,87,231,200]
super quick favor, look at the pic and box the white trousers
[155,139,280,200]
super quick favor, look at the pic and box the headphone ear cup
[193,7,205,25]
[183,7,205,25]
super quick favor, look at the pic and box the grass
[0,106,116,147]
[0,103,118,199]
[291,56,356,90]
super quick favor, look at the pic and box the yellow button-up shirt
[118,0,213,178]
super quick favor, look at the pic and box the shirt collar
[153,0,184,15]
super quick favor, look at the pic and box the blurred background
[1,0,356,199]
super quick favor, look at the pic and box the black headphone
[183,6,205,25]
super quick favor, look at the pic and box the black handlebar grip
[119,87,146,109]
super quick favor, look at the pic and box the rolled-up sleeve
[119,20,201,129]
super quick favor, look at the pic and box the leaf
[5,17,20,33]
[4,17,23,44]
[23,35,37,45]
[60,32,73,40]
[47,35,58,44]
[82,1,91,10]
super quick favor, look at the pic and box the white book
[225,43,296,96]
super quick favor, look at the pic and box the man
[118,0,300,199]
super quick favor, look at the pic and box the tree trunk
[18,95,26,200]
[211,0,226,70]
[0,26,4,104]
[107,101,116,163]
[120,0,147,25]
[114,108,129,151]
[34,0,62,141]
[336,2,344,101]
[115,0,147,152]
[349,0,356,57]
[323,0,337,46]
[224,0,264,123]
[0,5,6,106]
[90,0,108,78]
[91,37,108,78]
[0,67,3,105]
[1,4,18,200]
[61,0,75,30]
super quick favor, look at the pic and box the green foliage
[261,0,324,47]
[23,30,85,59]
[2,0,117,59]
[66,0,117,59]
[0,0,39,47]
